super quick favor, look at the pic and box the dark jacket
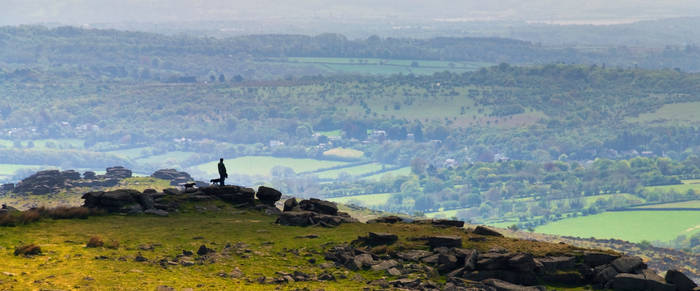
[218,161,228,178]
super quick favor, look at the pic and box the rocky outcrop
[199,185,255,205]
[322,230,695,291]
[151,169,194,186]
[276,198,357,227]
[12,166,135,195]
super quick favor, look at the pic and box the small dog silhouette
[210,178,221,184]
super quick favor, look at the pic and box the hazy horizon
[2,0,700,27]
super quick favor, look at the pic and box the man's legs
[219,175,225,186]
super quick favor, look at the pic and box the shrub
[18,210,41,224]
[86,236,104,248]
[0,213,16,226]
[14,244,41,256]
[44,206,94,219]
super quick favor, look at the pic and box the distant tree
[218,74,226,82]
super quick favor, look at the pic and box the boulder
[432,219,465,227]
[611,256,644,273]
[426,235,462,249]
[481,278,545,291]
[366,215,405,224]
[151,169,194,186]
[583,251,619,267]
[665,269,698,291]
[358,232,398,246]
[610,273,675,291]
[137,193,155,210]
[199,185,255,205]
[283,198,298,212]
[508,253,536,272]
[276,211,315,226]
[593,265,619,284]
[396,250,433,262]
[478,252,513,270]
[299,198,338,215]
[256,186,282,205]
[454,248,478,271]
[82,171,96,179]
[104,166,132,179]
[352,253,375,270]
[537,256,576,273]
[371,259,399,271]
[473,226,503,237]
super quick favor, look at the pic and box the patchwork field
[362,167,412,180]
[265,57,491,76]
[314,163,385,179]
[327,193,394,207]
[646,179,700,194]
[189,156,349,178]
[636,200,700,209]
[535,211,700,243]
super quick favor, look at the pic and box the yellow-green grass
[535,211,700,243]
[633,101,700,123]
[636,200,700,209]
[327,193,394,207]
[322,147,364,160]
[314,163,384,179]
[362,167,412,180]
[0,200,588,290]
[189,156,348,177]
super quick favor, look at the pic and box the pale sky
[1,0,699,26]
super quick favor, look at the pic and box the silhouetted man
[217,158,227,186]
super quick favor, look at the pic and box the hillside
[1,183,698,290]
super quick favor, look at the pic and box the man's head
[220,158,224,162]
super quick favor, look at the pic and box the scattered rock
[356,232,398,246]
[371,259,399,271]
[396,250,433,262]
[473,226,503,237]
[155,285,175,291]
[431,219,465,228]
[583,251,618,267]
[197,245,214,256]
[426,235,462,249]
[144,209,169,216]
[366,215,405,224]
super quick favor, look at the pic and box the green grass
[0,200,585,290]
[636,200,700,209]
[362,167,412,180]
[535,211,700,243]
[327,193,394,207]
[315,163,385,179]
[645,180,700,194]
[189,156,349,177]
[633,101,700,124]
[322,147,364,160]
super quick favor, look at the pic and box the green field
[267,57,491,76]
[637,200,700,209]
[322,147,364,160]
[362,167,412,180]
[0,138,85,150]
[315,163,385,179]
[535,211,700,243]
[135,151,199,168]
[189,156,349,177]
[327,193,394,207]
[646,179,700,194]
[633,101,700,124]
